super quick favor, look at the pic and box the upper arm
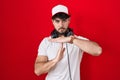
[35,55,48,63]
[34,55,48,75]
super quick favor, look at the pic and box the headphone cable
[66,43,72,80]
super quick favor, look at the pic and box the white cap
[52,4,69,16]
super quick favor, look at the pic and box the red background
[1,0,120,80]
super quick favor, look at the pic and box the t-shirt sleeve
[38,38,49,56]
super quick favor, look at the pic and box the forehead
[54,18,62,20]
[53,18,69,21]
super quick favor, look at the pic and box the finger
[62,48,65,53]
[61,43,65,53]
[58,43,64,53]
[61,43,63,47]
[59,43,63,49]
[48,39,54,42]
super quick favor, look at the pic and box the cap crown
[52,5,68,16]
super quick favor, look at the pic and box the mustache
[58,27,66,30]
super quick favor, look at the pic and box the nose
[59,21,64,27]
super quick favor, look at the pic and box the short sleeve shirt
[38,35,88,80]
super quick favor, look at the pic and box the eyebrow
[55,19,67,21]
[55,19,61,21]
[55,19,60,21]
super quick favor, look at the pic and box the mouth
[58,27,65,30]
[58,28,66,33]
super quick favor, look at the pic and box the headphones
[51,28,74,38]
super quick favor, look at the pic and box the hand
[54,43,65,62]
[49,36,75,43]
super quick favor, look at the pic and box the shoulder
[39,36,52,47]
[41,36,51,43]
[38,36,51,50]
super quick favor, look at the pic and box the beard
[57,27,67,35]
[51,27,73,38]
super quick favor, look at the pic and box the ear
[68,18,70,24]
[68,18,70,21]
[52,19,54,24]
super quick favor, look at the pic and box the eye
[55,20,60,23]
[63,19,67,22]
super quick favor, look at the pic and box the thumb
[60,43,65,53]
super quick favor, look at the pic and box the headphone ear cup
[51,33,58,38]
[66,31,74,37]
[51,29,59,38]
[64,28,74,37]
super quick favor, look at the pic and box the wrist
[69,36,75,43]
[52,58,59,63]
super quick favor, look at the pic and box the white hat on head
[52,4,69,16]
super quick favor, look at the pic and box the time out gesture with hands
[49,36,75,43]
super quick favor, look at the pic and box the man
[34,4,102,80]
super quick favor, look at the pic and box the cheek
[53,22,56,27]
[64,23,69,27]
[53,24,58,30]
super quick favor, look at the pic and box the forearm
[34,59,57,76]
[35,43,65,76]
[73,37,102,56]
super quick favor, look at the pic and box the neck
[59,35,64,37]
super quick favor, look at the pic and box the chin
[60,30,65,33]
[59,29,66,33]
